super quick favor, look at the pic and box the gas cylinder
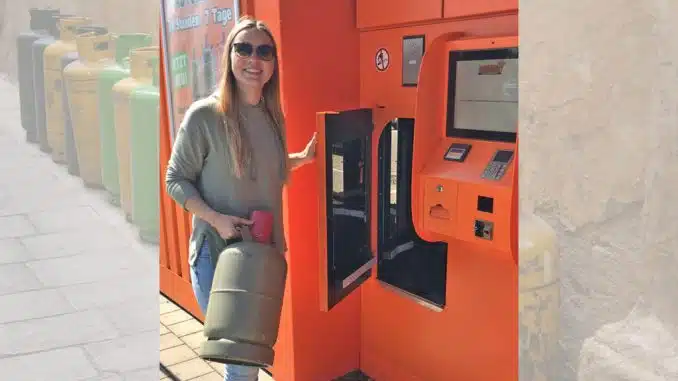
[61,51,80,176]
[200,227,288,368]
[63,26,114,188]
[42,16,91,159]
[519,212,560,381]
[32,14,76,151]
[129,62,160,243]
[112,46,159,222]
[17,8,59,142]
[97,33,153,206]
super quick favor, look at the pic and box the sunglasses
[233,42,276,61]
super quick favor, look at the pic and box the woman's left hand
[302,132,317,163]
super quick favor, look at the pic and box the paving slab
[0,347,99,381]
[0,76,159,379]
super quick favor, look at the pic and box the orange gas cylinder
[63,26,114,188]
[112,46,159,222]
[42,15,91,162]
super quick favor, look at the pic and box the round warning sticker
[375,48,390,71]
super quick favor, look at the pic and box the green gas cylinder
[97,33,152,206]
[519,212,560,381]
[63,26,114,188]
[129,62,159,243]
[112,46,158,222]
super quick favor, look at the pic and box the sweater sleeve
[165,104,209,210]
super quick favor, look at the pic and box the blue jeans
[190,239,260,381]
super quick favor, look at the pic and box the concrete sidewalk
[0,75,159,380]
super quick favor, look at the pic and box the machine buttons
[474,220,494,240]
[481,149,514,180]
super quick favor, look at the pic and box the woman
[165,16,316,381]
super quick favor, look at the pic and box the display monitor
[446,47,518,142]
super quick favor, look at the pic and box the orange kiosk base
[158,1,518,380]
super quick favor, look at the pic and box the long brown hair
[214,16,289,182]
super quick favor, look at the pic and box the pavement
[0,74,158,380]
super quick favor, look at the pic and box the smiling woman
[164,16,316,381]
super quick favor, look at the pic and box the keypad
[481,162,507,180]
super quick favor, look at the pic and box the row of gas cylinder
[17,8,161,243]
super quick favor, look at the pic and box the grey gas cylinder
[199,227,287,368]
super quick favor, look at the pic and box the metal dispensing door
[316,109,377,311]
[158,0,240,317]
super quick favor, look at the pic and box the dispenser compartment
[377,118,447,309]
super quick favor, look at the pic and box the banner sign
[161,0,240,144]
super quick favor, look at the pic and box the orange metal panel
[357,0,443,29]
[158,20,203,320]
[273,1,364,380]
[511,135,519,264]
[443,0,518,19]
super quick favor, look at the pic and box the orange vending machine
[158,1,518,380]
[314,36,518,381]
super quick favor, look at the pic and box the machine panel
[317,109,375,311]
[414,37,518,254]
[357,0,442,29]
[444,0,518,19]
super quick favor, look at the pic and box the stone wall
[0,0,159,82]
[522,0,678,380]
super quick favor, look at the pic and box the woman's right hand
[210,213,253,240]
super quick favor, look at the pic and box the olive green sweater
[165,95,286,267]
